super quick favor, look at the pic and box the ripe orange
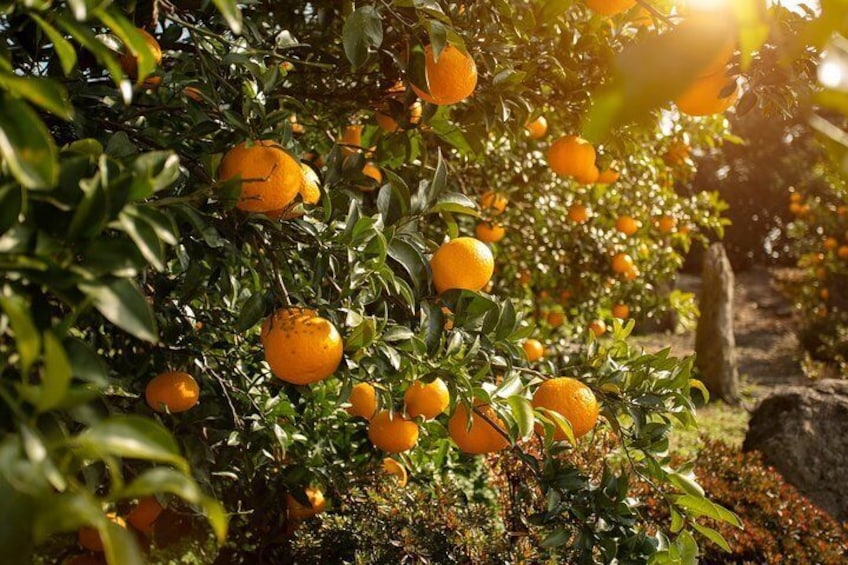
[430,237,494,294]
[675,72,739,116]
[127,497,163,535]
[547,310,565,328]
[145,372,199,413]
[272,163,322,220]
[816,267,827,280]
[382,457,408,487]
[586,0,636,16]
[368,411,420,453]
[821,288,830,300]
[568,203,590,223]
[532,377,599,441]
[824,237,838,251]
[597,168,620,184]
[612,304,630,319]
[475,222,506,243]
[575,165,600,184]
[480,191,508,215]
[347,382,378,419]
[838,246,848,259]
[657,215,678,234]
[404,378,450,420]
[362,162,383,185]
[526,116,548,139]
[838,205,848,216]
[616,216,640,236]
[78,513,126,552]
[523,339,545,362]
[588,320,607,337]
[448,403,509,454]
[118,29,162,78]
[789,202,804,215]
[611,253,635,275]
[664,140,691,167]
[220,140,304,213]
[286,487,326,521]
[548,136,597,180]
[411,44,478,105]
[340,124,363,156]
[789,193,803,203]
[261,308,343,385]
[376,101,423,133]
[441,306,455,330]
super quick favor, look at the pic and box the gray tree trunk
[695,243,740,404]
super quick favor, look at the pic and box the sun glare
[819,57,846,90]
[685,0,732,12]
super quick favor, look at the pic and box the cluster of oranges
[74,497,164,557]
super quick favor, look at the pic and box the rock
[743,379,848,521]
[695,243,740,403]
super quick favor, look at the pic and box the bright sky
[770,0,819,13]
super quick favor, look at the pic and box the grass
[670,400,751,459]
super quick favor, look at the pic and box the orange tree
[0,0,831,563]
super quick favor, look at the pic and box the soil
[634,266,807,405]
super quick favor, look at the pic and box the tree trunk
[695,243,740,404]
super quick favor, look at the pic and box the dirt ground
[633,267,808,451]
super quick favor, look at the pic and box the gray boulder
[743,379,848,521]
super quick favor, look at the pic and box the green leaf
[75,415,188,473]
[37,331,72,412]
[119,468,228,543]
[119,209,166,270]
[343,6,383,69]
[0,93,59,189]
[0,183,22,235]
[541,526,570,548]
[0,295,41,375]
[539,0,573,21]
[212,0,243,34]
[96,7,157,81]
[29,14,77,76]
[64,337,109,386]
[387,238,427,291]
[79,279,158,343]
[429,192,479,216]
[32,492,104,543]
[103,520,145,565]
[0,73,72,120]
[675,494,743,528]
[692,522,732,552]
[235,292,268,332]
[506,395,535,440]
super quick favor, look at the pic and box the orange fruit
[272,163,322,220]
[286,487,326,521]
[430,237,494,294]
[837,246,848,259]
[547,311,565,328]
[404,378,450,420]
[362,162,383,185]
[575,165,600,185]
[118,28,162,78]
[789,193,803,203]
[588,320,607,337]
[657,215,678,234]
[368,411,420,453]
[382,458,408,486]
[411,44,478,105]
[448,403,509,454]
[789,202,803,215]
[376,101,423,133]
[616,216,640,236]
[340,124,363,156]
[586,0,637,16]
[518,270,532,285]
[78,513,126,552]
[611,253,635,275]
[816,267,827,280]
[821,288,830,300]
[145,371,199,413]
[441,306,455,330]
[289,114,305,135]
[824,237,838,251]
[261,308,343,385]
[127,497,163,535]
[664,140,691,167]
[526,116,548,139]
[523,339,545,362]
[597,168,620,184]
[838,205,848,216]
[612,304,630,319]
[675,72,739,116]
[220,140,304,213]
[678,12,737,79]
[347,382,378,419]
[480,191,508,215]
[475,222,506,243]
[568,203,590,223]
[559,289,572,303]
[548,136,597,180]
[532,377,599,441]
